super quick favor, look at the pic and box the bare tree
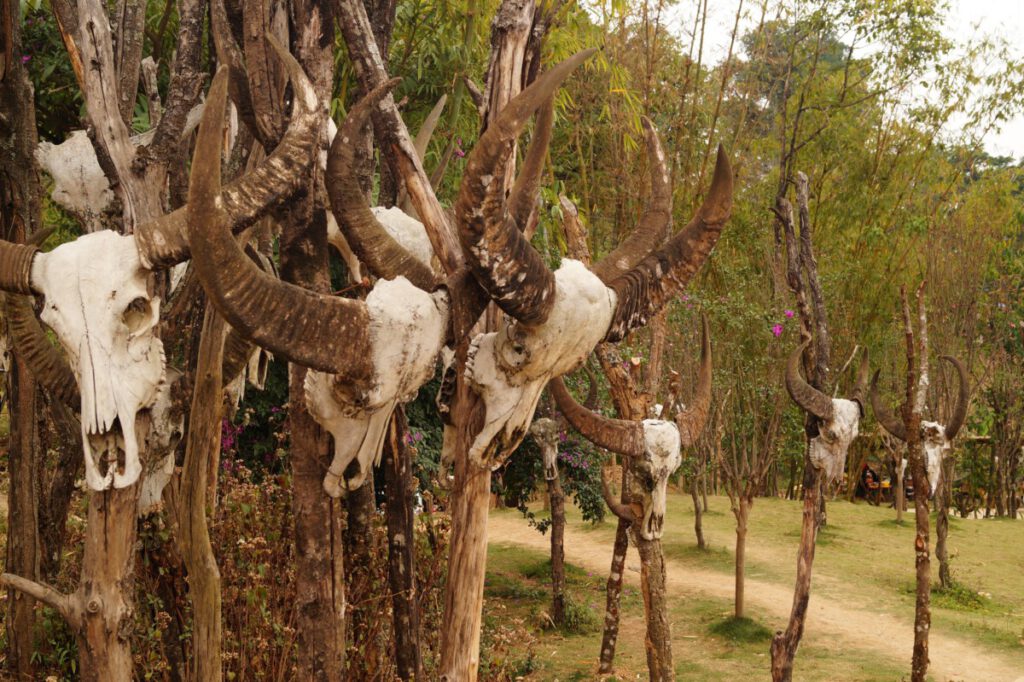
[871,283,970,682]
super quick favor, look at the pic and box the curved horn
[870,370,907,442]
[850,348,870,416]
[941,356,969,440]
[4,294,80,409]
[591,116,672,284]
[549,375,645,457]
[0,241,39,294]
[601,467,636,523]
[136,33,321,268]
[456,49,596,327]
[187,66,373,382]
[325,78,438,291]
[603,144,733,342]
[507,96,555,233]
[675,313,712,447]
[784,340,833,421]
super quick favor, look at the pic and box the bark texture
[383,408,423,680]
[1,6,44,673]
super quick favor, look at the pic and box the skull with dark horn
[785,341,870,483]
[870,356,969,495]
[550,315,713,540]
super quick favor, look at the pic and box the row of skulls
[0,41,734,517]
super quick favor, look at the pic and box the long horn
[456,49,596,327]
[506,96,555,233]
[601,467,636,523]
[675,313,712,447]
[187,66,373,383]
[4,294,79,409]
[399,94,449,214]
[941,356,969,440]
[870,370,907,442]
[591,117,672,284]
[549,375,645,457]
[850,348,870,416]
[221,244,278,382]
[325,78,438,291]
[603,144,733,342]
[784,340,833,421]
[135,34,321,269]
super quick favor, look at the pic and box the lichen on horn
[603,145,733,342]
[135,33,322,268]
[456,49,596,327]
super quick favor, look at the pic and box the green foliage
[223,360,289,478]
[932,580,990,612]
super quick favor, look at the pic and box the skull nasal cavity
[123,296,152,333]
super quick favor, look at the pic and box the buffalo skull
[550,315,712,540]
[870,356,969,496]
[0,35,319,490]
[784,341,870,483]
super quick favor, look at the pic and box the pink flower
[771,323,784,337]
[20,55,30,64]
[784,309,794,319]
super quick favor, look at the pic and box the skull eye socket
[123,296,153,334]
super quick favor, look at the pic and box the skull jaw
[322,402,397,498]
[640,503,666,541]
[82,413,145,490]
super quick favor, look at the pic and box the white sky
[663,0,1024,159]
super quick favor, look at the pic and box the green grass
[486,492,1024,680]
[708,615,773,643]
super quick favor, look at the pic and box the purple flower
[784,309,794,319]
[454,137,466,159]
[21,55,30,64]
[771,323,784,338]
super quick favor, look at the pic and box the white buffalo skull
[630,420,683,540]
[920,420,951,496]
[465,260,615,465]
[32,230,165,489]
[809,398,862,483]
[529,417,561,480]
[306,277,448,497]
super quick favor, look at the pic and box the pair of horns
[550,313,712,457]
[187,66,376,388]
[456,50,733,336]
[870,356,969,442]
[785,341,870,421]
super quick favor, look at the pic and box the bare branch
[0,573,77,628]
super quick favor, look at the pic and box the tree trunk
[345,476,376,662]
[4,350,39,679]
[38,397,84,582]
[439,447,492,680]
[281,205,347,679]
[597,516,631,673]
[733,497,750,618]
[770,466,821,682]
[895,457,906,523]
[691,476,706,549]
[71,487,139,679]
[171,302,227,682]
[1,3,44,673]
[908,443,932,681]
[548,473,566,625]
[935,458,952,589]
[383,407,423,681]
[635,535,673,682]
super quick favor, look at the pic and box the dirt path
[489,513,1024,682]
